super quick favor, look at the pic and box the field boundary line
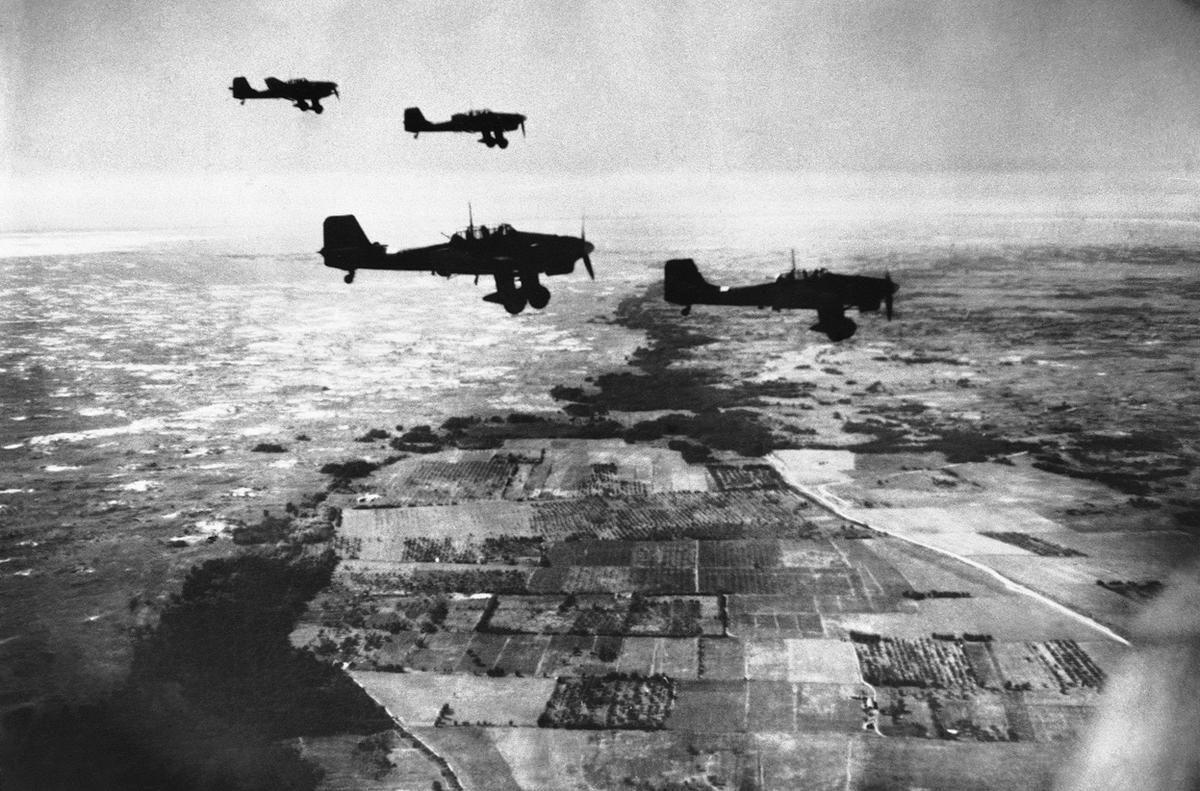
[766,453,1132,648]
[346,673,467,791]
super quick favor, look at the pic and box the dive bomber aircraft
[404,107,526,148]
[230,77,339,113]
[664,255,897,341]
[320,212,593,314]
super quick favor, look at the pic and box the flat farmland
[982,555,1149,633]
[778,538,845,568]
[699,637,745,680]
[859,538,1011,597]
[539,634,607,677]
[665,679,747,731]
[562,565,634,593]
[341,502,534,548]
[443,596,493,630]
[615,636,660,675]
[825,597,1109,641]
[786,639,862,684]
[530,491,815,541]
[614,636,698,677]
[699,539,782,568]
[296,732,446,791]
[631,540,697,568]
[398,458,518,502]
[1025,703,1098,742]
[744,638,790,681]
[794,683,863,730]
[404,631,474,673]
[931,694,1013,741]
[486,595,577,633]
[854,736,1065,791]
[455,632,512,674]
[547,540,635,567]
[413,726,525,791]
[493,633,552,676]
[350,671,556,727]
[628,567,696,594]
[746,680,796,731]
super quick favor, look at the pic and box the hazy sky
[5,0,1200,230]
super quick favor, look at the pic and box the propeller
[581,216,594,280]
[884,271,896,320]
[520,119,526,138]
[332,85,340,100]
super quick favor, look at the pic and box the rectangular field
[350,671,556,727]
[665,679,748,731]
[699,637,745,680]
[786,639,862,684]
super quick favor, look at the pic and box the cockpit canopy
[451,223,515,243]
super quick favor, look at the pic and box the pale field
[851,505,1062,536]
[824,598,1112,642]
[744,638,790,681]
[857,538,1016,597]
[350,670,556,726]
[786,638,863,684]
[340,501,534,548]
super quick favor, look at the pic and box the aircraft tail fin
[664,258,718,306]
[320,215,382,271]
[230,77,257,100]
[322,215,372,251]
[404,107,430,135]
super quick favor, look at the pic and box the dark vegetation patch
[538,673,676,729]
[1097,579,1164,602]
[980,532,1085,557]
[0,550,391,791]
[839,419,1036,463]
[902,590,972,601]
[667,438,711,463]
[341,567,530,595]
[706,464,786,491]
[624,409,776,457]
[1031,449,1190,496]
[251,442,287,453]
[354,428,391,443]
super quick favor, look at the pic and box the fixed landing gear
[503,293,527,314]
[312,102,324,114]
[525,284,551,310]
[343,271,356,284]
[812,315,857,342]
[680,305,692,316]
[496,136,509,149]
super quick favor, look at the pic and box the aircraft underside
[483,272,550,314]
[479,130,509,148]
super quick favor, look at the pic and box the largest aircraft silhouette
[404,107,526,148]
[230,77,339,113]
[665,256,897,341]
[320,212,593,314]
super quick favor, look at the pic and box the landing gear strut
[344,271,355,284]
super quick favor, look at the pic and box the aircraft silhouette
[404,107,526,148]
[230,77,339,113]
[320,210,594,314]
[664,254,897,341]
